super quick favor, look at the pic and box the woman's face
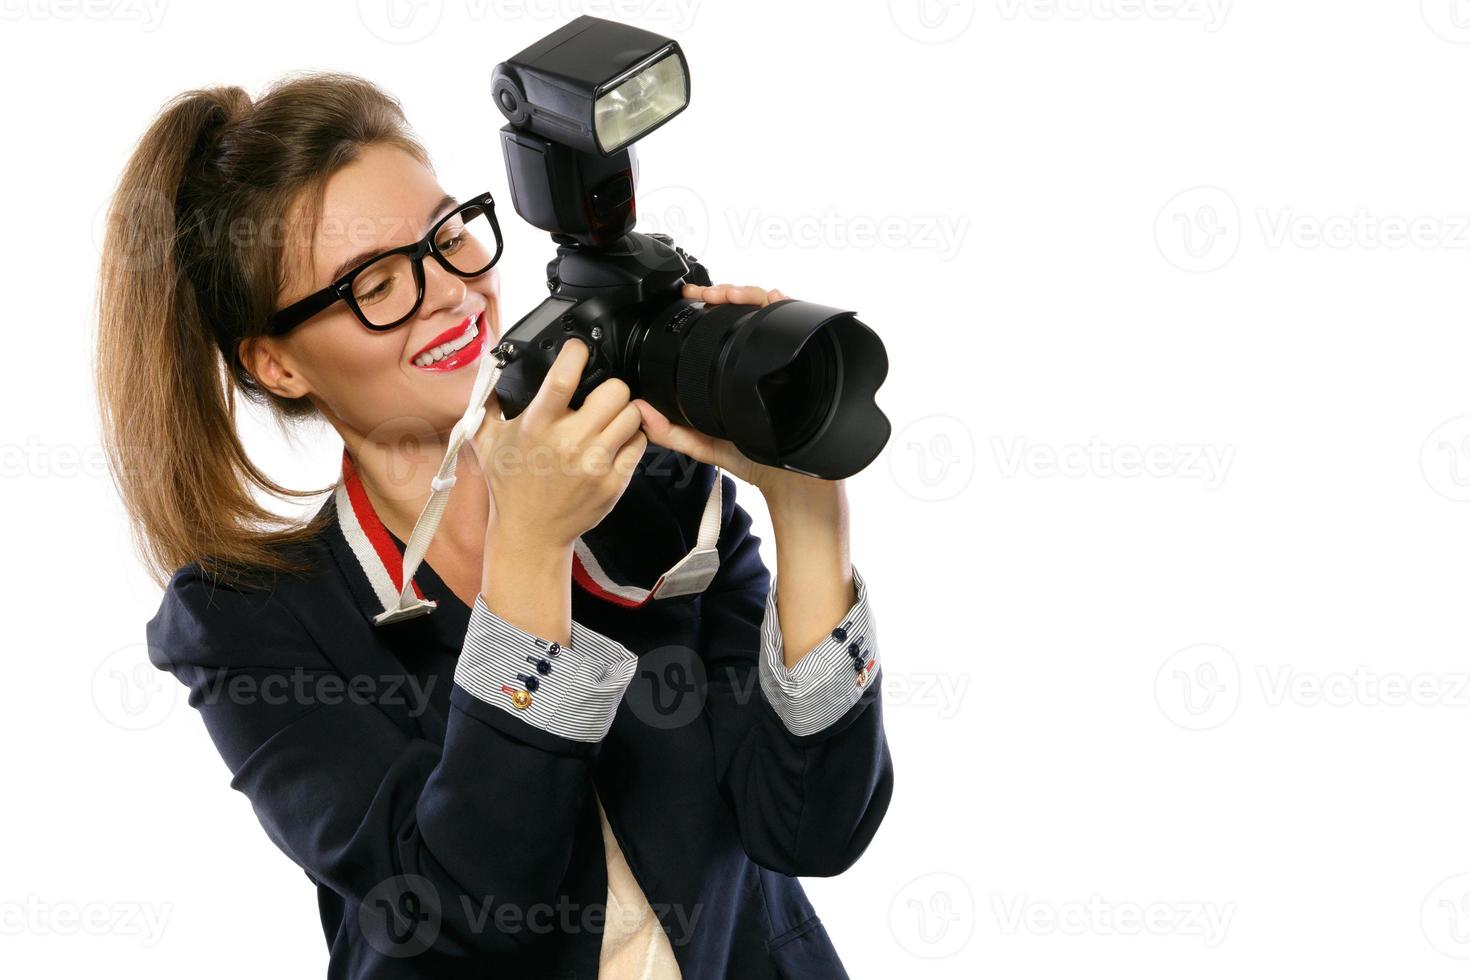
[248,143,502,446]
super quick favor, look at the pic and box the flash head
[491,15,690,157]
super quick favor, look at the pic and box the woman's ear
[238,335,309,399]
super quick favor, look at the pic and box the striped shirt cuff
[758,564,879,738]
[454,595,639,743]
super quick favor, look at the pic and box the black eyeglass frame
[267,191,504,335]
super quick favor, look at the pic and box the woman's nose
[419,257,468,318]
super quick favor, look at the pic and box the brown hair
[95,72,430,588]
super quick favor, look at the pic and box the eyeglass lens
[349,204,498,327]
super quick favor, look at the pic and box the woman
[96,71,893,979]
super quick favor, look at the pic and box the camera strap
[372,342,724,626]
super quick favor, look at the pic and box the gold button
[511,689,533,710]
[856,668,869,687]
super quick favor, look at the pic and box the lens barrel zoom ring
[674,303,746,439]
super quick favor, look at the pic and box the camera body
[491,230,704,421]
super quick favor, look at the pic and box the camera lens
[760,330,837,455]
[631,297,889,480]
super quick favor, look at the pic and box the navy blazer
[145,445,894,979]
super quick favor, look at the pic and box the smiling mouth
[411,312,486,372]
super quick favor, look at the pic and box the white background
[4,0,1470,976]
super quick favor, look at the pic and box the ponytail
[94,73,429,587]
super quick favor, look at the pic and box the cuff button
[831,626,849,642]
[510,689,533,710]
[856,667,870,687]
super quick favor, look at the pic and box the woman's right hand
[470,337,647,550]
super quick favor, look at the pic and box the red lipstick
[410,311,487,373]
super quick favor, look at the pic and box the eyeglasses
[268,191,504,334]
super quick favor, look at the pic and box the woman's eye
[438,233,464,254]
[355,276,395,305]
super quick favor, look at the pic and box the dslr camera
[488,15,889,480]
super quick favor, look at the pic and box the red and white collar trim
[336,449,435,621]
[335,447,725,626]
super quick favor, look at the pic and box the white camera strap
[373,343,723,626]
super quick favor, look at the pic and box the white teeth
[413,316,480,367]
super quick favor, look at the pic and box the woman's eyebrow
[328,193,460,281]
[427,193,459,227]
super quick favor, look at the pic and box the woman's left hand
[632,283,835,503]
